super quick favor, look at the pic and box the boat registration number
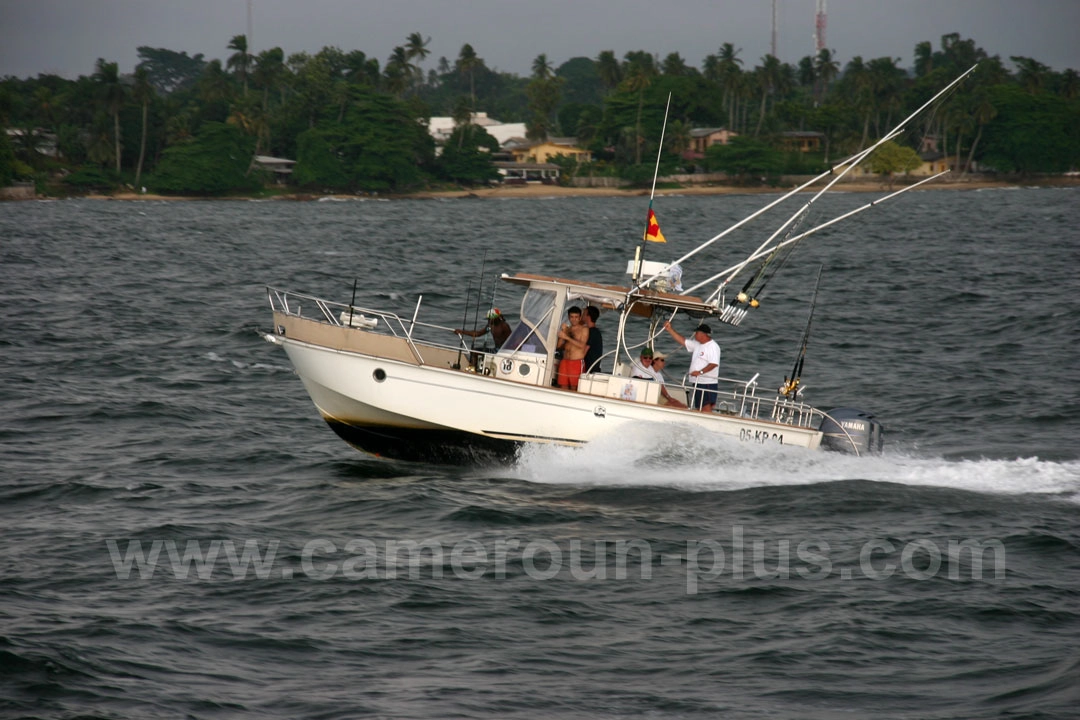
[740,428,784,445]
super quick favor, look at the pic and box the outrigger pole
[632,92,672,284]
[698,169,950,303]
[630,63,978,297]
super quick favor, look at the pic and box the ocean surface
[2,187,1079,719]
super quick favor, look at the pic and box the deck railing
[266,287,473,363]
[676,372,823,430]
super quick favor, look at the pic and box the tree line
[1,31,1078,193]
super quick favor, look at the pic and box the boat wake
[510,422,1080,502]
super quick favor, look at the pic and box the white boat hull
[273,331,822,463]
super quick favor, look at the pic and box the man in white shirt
[630,347,658,380]
[662,321,720,412]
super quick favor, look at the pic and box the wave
[510,422,1080,501]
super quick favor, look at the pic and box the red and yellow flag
[645,208,666,243]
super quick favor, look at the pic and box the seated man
[650,352,686,408]
[630,347,658,380]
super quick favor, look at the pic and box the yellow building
[507,138,592,165]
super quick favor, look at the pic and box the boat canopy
[501,272,718,320]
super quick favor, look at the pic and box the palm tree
[132,66,154,187]
[526,54,562,140]
[666,118,692,162]
[717,43,743,122]
[197,59,234,121]
[596,50,622,92]
[92,58,125,174]
[384,46,415,97]
[456,44,481,108]
[623,60,656,164]
[227,35,252,95]
[451,95,473,149]
[252,47,286,111]
[868,57,904,134]
[662,52,689,77]
[1011,56,1050,94]
[843,56,873,147]
[914,41,933,77]
[1061,69,1080,100]
[963,89,996,175]
[531,53,554,81]
[405,32,430,92]
[814,48,839,104]
[754,54,782,136]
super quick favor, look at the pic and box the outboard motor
[820,408,883,455]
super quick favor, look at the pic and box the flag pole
[634,92,672,283]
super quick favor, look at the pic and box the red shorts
[557,358,584,390]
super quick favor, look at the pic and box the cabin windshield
[501,288,556,355]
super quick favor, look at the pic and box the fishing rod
[453,282,473,370]
[639,63,978,297]
[347,277,358,327]
[780,265,823,398]
[728,204,812,308]
[469,250,488,351]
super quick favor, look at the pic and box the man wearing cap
[649,352,687,408]
[456,308,512,349]
[631,347,658,380]
[663,320,720,412]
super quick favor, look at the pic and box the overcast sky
[2,0,1078,81]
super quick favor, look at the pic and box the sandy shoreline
[74,176,1078,202]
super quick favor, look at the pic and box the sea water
[1,188,1078,719]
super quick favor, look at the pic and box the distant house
[689,128,738,157]
[505,138,591,165]
[494,161,561,184]
[779,131,824,153]
[5,128,58,158]
[914,152,951,176]
[427,112,527,149]
[253,155,296,183]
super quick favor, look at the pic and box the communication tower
[814,0,827,53]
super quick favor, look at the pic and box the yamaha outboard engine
[820,408,883,454]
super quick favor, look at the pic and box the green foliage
[437,125,499,185]
[4,32,1080,196]
[62,166,120,190]
[780,152,827,175]
[0,131,16,185]
[292,88,434,191]
[149,121,260,194]
[868,140,921,177]
[136,46,208,93]
[979,85,1080,173]
[556,57,605,106]
[705,136,784,177]
[292,130,349,187]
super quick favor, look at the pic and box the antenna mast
[771,0,778,58]
[814,0,827,54]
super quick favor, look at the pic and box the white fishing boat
[264,68,975,463]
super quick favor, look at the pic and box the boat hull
[271,326,823,463]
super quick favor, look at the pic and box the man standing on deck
[663,321,720,412]
[583,306,604,374]
[556,306,589,390]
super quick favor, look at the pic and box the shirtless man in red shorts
[556,306,589,390]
